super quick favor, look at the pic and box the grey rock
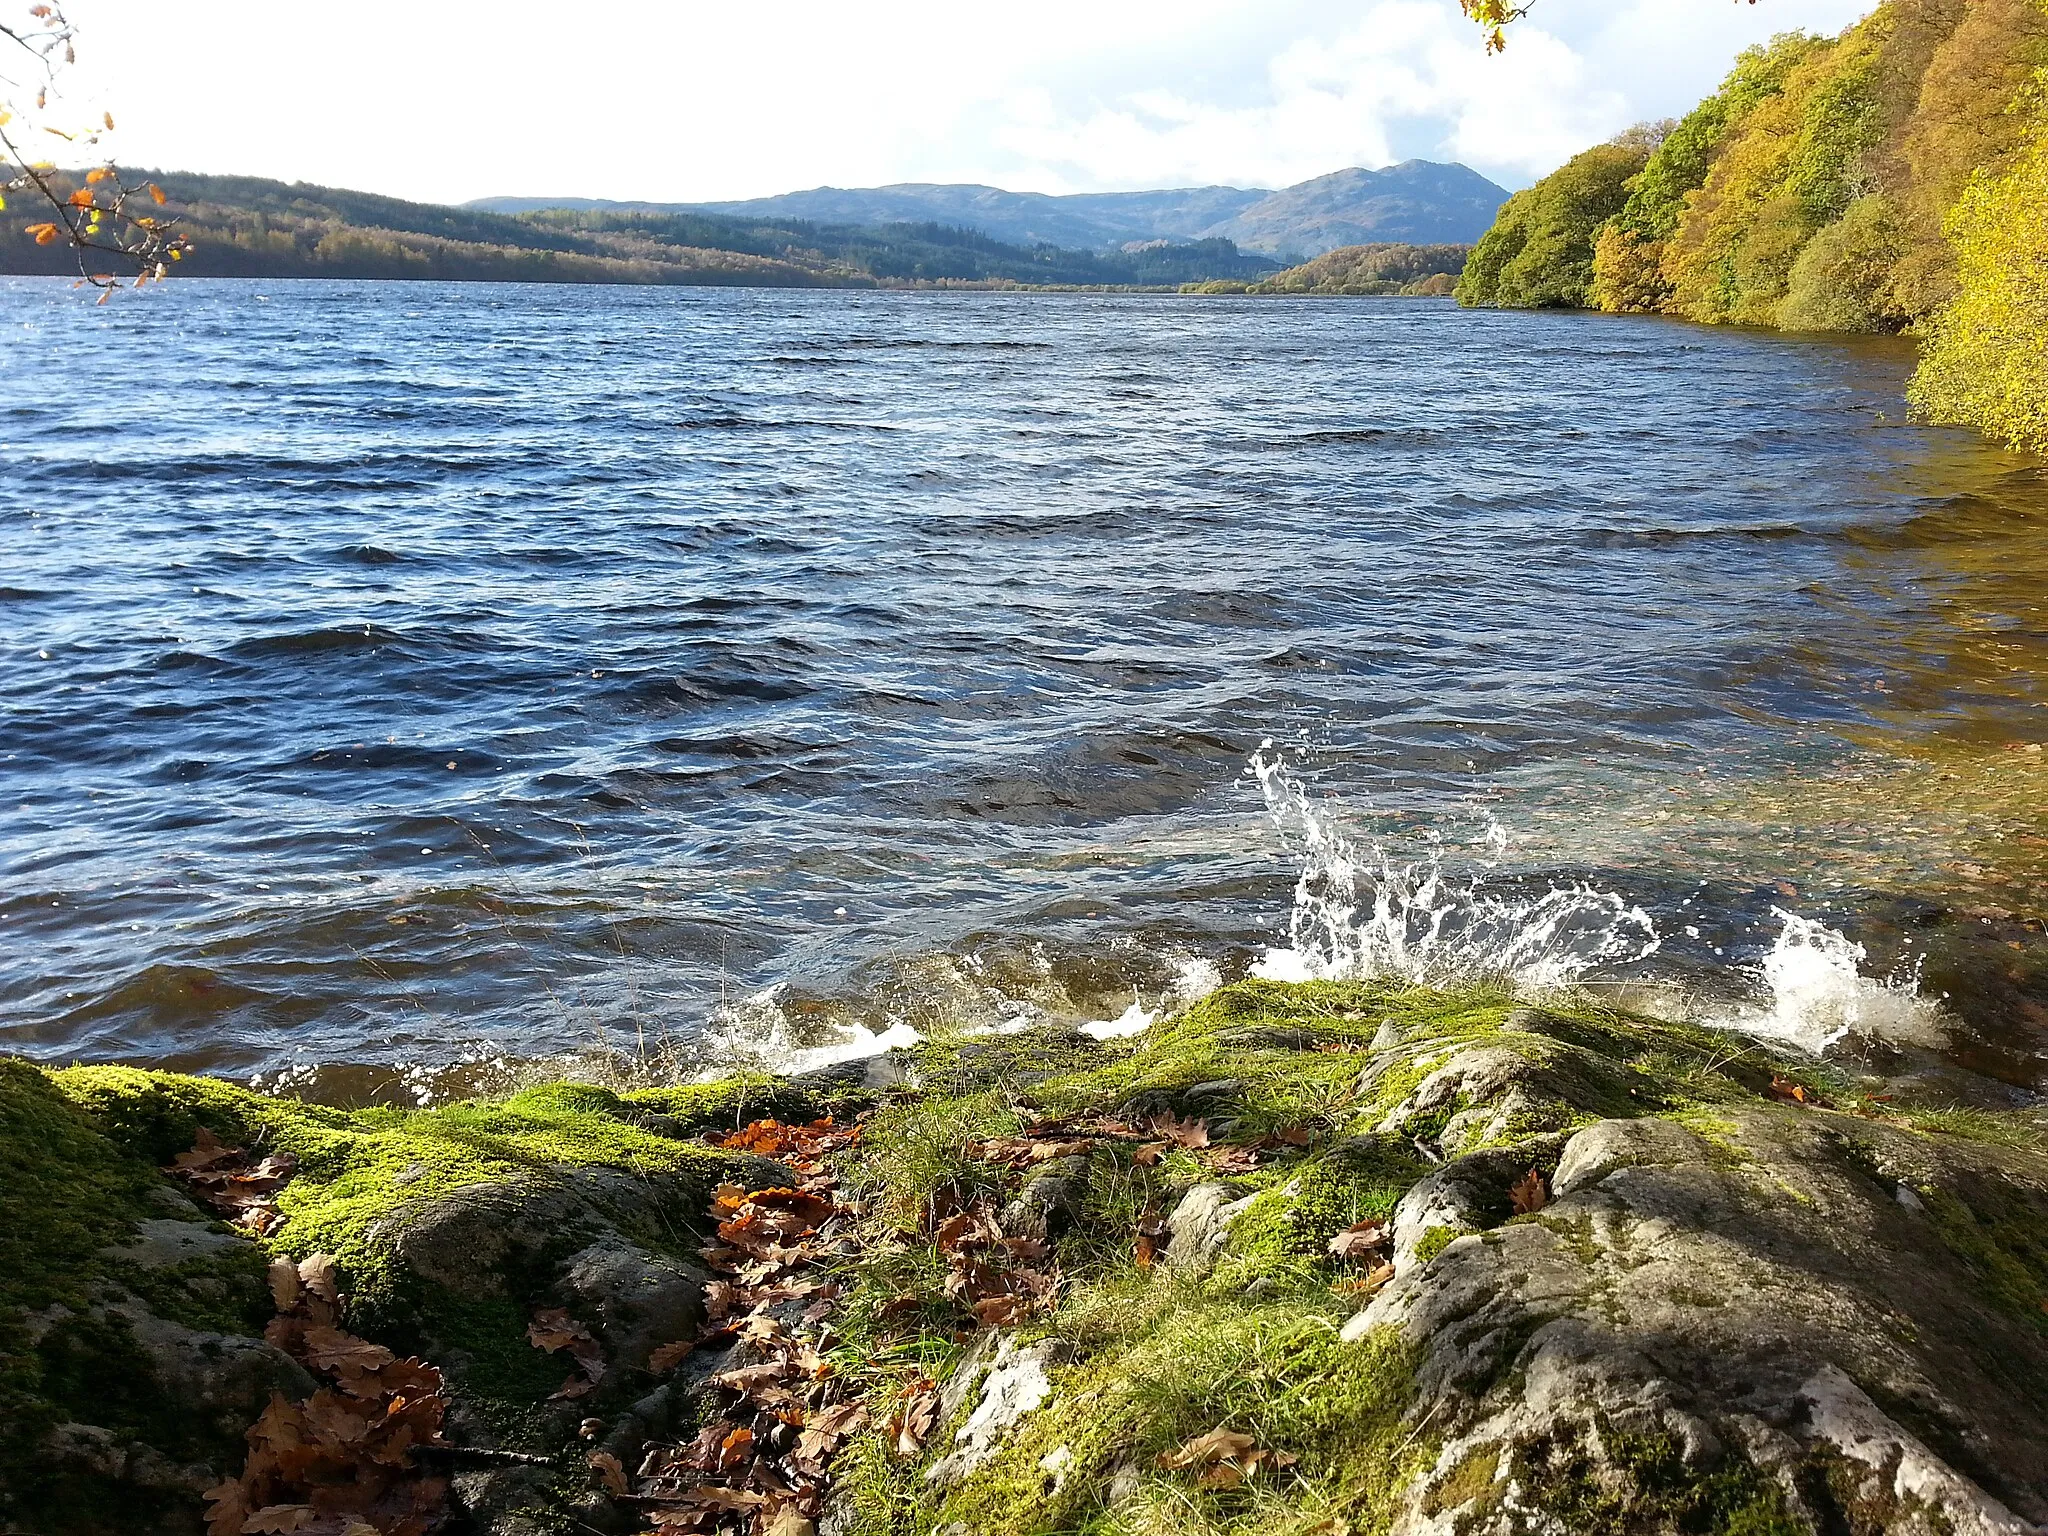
[557,1238,708,1373]
[1000,1155,1090,1243]
[1336,1106,2048,1534]
[1163,1183,1258,1275]
[926,1336,1068,1487]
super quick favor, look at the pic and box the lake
[5,279,2047,1102]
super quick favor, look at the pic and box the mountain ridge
[467,160,1510,258]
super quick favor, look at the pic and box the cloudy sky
[63,0,1871,202]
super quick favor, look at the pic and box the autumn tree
[0,1,187,296]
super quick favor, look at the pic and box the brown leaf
[297,1254,339,1309]
[268,1256,302,1313]
[1158,1427,1257,1471]
[1766,1074,1829,1107]
[300,1327,396,1377]
[1509,1170,1549,1216]
[1327,1220,1389,1261]
[764,1509,817,1536]
[551,1369,601,1401]
[895,1385,940,1456]
[1148,1112,1210,1149]
[648,1338,697,1373]
[809,1401,868,1436]
[174,1127,237,1172]
[587,1449,628,1496]
[1270,1126,1314,1147]
[201,1479,250,1536]
[527,1307,601,1360]
[242,1506,317,1534]
[970,1295,1027,1328]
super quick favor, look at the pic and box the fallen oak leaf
[1508,1169,1549,1216]
[1147,1112,1210,1149]
[1327,1220,1389,1261]
[201,1478,249,1536]
[648,1338,697,1373]
[242,1505,318,1534]
[587,1449,628,1496]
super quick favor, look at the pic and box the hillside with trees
[0,172,1283,289]
[1184,242,1468,295]
[1454,0,2048,452]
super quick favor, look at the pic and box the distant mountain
[1206,163,1510,254]
[0,171,1280,289]
[466,161,1510,259]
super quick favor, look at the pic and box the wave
[1245,747,1661,991]
[1718,908,1946,1054]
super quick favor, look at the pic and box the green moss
[621,1073,856,1135]
[1424,1443,1500,1515]
[1920,1177,2048,1331]
[55,1066,742,1315]
[1411,1226,1460,1267]
[917,1286,1428,1536]
[0,1061,276,1531]
[1509,1418,1803,1535]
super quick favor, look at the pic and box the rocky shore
[4,978,2045,1536]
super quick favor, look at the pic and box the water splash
[1080,953,1224,1040]
[696,983,921,1078]
[1246,747,1661,991]
[1726,908,1945,1053]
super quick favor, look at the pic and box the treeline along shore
[1452,0,2048,453]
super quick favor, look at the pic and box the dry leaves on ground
[528,1306,607,1400]
[1326,1219,1389,1263]
[204,1255,451,1536]
[1767,1075,1830,1107]
[1157,1428,1298,1488]
[603,1118,870,1535]
[168,1127,299,1236]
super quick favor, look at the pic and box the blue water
[5,279,2048,1092]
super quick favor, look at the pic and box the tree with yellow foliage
[1,3,188,297]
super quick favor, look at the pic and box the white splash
[1726,908,1945,1053]
[696,982,922,1077]
[1079,952,1223,1040]
[1246,747,1661,991]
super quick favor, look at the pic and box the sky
[56,0,1874,203]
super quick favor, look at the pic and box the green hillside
[0,171,1283,289]
[1183,242,1468,295]
[1454,0,2048,452]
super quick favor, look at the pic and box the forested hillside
[1184,242,1468,295]
[1456,0,2048,451]
[0,172,1281,289]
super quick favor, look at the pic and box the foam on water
[1246,748,1662,991]
[1080,954,1225,1040]
[696,983,923,1078]
[1722,908,1946,1053]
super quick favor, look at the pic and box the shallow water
[5,279,2047,1100]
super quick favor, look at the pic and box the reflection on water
[2,282,2046,1100]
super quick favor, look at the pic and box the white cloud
[56,0,1882,203]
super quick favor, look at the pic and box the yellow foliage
[1908,91,2048,451]
[1589,225,1668,312]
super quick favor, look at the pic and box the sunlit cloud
[66,0,1877,203]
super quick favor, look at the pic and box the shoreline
[6,976,2045,1535]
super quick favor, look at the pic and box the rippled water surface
[6,279,2048,1097]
